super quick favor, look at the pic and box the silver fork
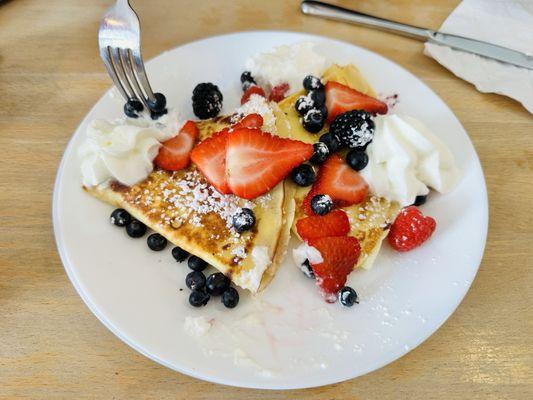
[98,0,166,117]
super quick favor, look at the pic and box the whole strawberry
[388,206,436,252]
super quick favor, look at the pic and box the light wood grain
[1,0,532,399]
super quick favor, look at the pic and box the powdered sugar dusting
[233,94,277,133]
[134,169,264,239]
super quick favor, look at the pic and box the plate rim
[53,29,489,390]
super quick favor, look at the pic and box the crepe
[278,64,400,269]
[85,113,293,293]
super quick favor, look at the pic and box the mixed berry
[232,208,256,233]
[192,82,223,119]
[109,64,440,310]
[291,164,316,187]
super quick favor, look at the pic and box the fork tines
[101,46,155,107]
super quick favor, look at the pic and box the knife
[301,0,533,71]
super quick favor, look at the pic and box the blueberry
[232,208,255,233]
[110,208,131,227]
[189,290,210,307]
[413,195,428,206]
[319,132,342,153]
[123,99,143,118]
[150,107,168,120]
[309,89,325,107]
[221,287,239,308]
[311,194,333,216]
[303,75,324,91]
[346,149,369,171]
[302,108,325,133]
[240,71,255,84]
[147,233,167,251]
[206,272,230,296]
[295,95,314,116]
[125,219,147,238]
[186,271,206,291]
[309,142,330,164]
[300,259,315,279]
[147,92,167,112]
[291,164,316,187]
[172,246,189,262]
[188,255,208,272]
[339,286,359,307]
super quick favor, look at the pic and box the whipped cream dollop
[245,42,327,92]
[236,246,271,292]
[293,243,323,269]
[360,114,461,206]
[79,113,181,187]
[234,94,277,133]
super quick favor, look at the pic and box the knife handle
[301,0,432,41]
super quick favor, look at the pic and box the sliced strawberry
[190,129,231,194]
[303,154,368,214]
[302,186,319,216]
[388,206,436,252]
[325,81,388,122]
[308,236,361,302]
[154,121,199,171]
[268,82,290,102]
[233,113,264,130]
[226,127,314,199]
[241,85,266,105]
[296,209,350,242]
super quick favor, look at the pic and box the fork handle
[300,0,432,40]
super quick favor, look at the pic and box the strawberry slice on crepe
[154,121,199,171]
[226,127,313,199]
[325,81,387,122]
[303,154,368,215]
[308,236,361,302]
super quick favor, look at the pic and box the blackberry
[330,110,375,149]
[192,82,223,119]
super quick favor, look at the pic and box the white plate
[53,31,488,389]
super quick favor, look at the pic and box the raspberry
[388,206,436,252]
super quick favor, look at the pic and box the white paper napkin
[424,0,533,113]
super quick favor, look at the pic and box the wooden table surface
[1,0,532,398]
